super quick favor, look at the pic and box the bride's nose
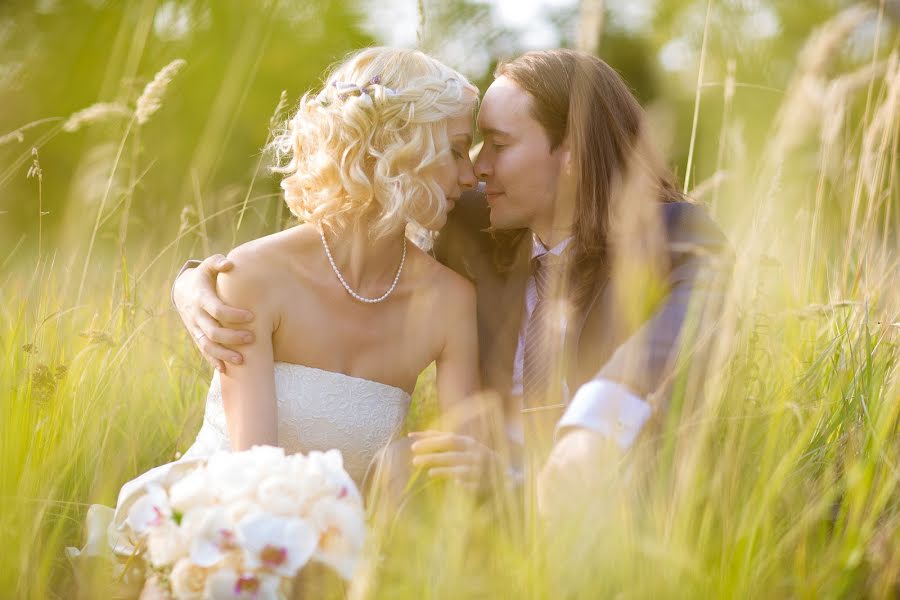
[458,160,477,191]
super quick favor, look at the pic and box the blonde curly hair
[270,47,479,240]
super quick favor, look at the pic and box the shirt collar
[531,233,573,259]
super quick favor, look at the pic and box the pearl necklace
[318,228,407,304]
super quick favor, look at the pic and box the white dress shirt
[511,234,652,450]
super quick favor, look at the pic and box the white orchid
[146,520,187,567]
[304,450,360,505]
[204,568,281,600]
[126,482,172,534]
[124,445,365,594]
[308,497,366,580]
[180,506,236,567]
[236,513,317,578]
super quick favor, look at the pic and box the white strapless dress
[69,362,411,564]
[183,362,411,482]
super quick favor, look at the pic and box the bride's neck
[320,223,407,292]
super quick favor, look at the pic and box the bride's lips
[446,197,458,210]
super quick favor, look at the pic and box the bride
[72,46,484,586]
[177,46,482,483]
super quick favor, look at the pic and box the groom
[172,49,729,508]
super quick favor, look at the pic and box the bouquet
[125,445,365,599]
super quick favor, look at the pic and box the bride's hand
[173,254,255,372]
[408,430,500,490]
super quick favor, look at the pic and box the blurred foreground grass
[2,3,899,599]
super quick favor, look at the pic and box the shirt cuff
[556,379,652,449]
[171,260,203,310]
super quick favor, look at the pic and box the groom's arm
[557,202,732,449]
[171,254,255,372]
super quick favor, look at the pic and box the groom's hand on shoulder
[173,254,255,372]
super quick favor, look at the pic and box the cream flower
[206,446,285,502]
[256,475,315,517]
[169,558,208,600]
[236,513,317,578]
[168,466,217,513]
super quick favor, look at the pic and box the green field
[1,2,897,598]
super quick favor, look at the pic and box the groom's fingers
[409,433,472,453]
[200,294,254,325]
[194,315,244,366]
[427,466,475,480]
[412,451,478,469]
[195,313,254,346]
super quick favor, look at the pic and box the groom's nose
[473,147,492,180]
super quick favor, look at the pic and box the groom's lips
[485,191,504,204]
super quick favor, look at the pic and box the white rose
[169,558,208,600]
[168,466,216,513]
[206,448,282,502]
[224,498,263,525]
[256,475,314,516]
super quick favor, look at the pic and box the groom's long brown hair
[496,49,684,313]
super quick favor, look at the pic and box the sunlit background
[1,1,898,598]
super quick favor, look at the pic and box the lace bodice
[182,362,411,484]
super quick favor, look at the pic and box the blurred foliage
[1,2,898,598]
[1,0,896,262]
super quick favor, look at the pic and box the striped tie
[522,251,565,410]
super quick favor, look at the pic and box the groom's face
[474,76,566,232]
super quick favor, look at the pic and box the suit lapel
[564,268,609,392]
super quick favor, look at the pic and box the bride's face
[429,113,477,228]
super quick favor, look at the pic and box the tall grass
[1,4,898,598]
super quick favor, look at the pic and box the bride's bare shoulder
[228,224,316,263]
[216,225,318,318]
[408,243,475,310]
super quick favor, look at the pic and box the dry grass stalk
[62,102,132,132]
[0,129,25,146]
[576,0,605,55]
[770,4,874,158]
[859,52,900,196]
[689,170,729,200]
[134,58,187,125]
